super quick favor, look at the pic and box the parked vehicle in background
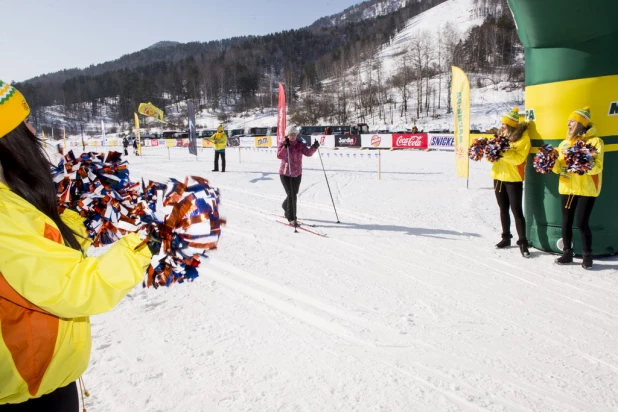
[299,123,369,136]
[199,129,217,138]
[162,131,181,139]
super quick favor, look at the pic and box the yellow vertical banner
[134,113,141,155]
[451,66,470,179]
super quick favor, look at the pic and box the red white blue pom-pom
[138,176,225,288]
[533,144,558,174]
[565,140,598,175]
[468,138,487,161]
[54,150,141,246]
[483,135,510,163]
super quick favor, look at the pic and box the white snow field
[82,146,618,412]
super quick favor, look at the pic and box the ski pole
[317,147,340,223]
[286,145,298,233]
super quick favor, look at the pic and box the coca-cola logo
[371,135,381,146]
[320,136,326,145]
[396,136,423,147]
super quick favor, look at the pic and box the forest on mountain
[17,0,520,133]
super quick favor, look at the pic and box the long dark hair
[506,122,528,142]
[0,123,81,250]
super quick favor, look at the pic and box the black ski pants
[280,174,302,221]
[494,180,526,242]
[560,195,596,253]
[214,151,226,172]
[0,382,79,412]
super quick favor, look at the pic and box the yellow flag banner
[138,102,165,122]
[451,66,470,179]
[134,112,141,155]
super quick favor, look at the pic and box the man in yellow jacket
[489,108,532,257]
[552,106,604,269]
[208,125,228,172]
[0,80,152,410]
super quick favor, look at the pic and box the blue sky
[2,0,361,83]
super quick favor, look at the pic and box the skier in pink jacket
[277,127,319,225]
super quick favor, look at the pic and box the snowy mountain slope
[42,0,520,136]
[378,0,484,76]
[82,146,618,412]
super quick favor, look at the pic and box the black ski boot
[582,251,593,270]
[495,236,512,249]
[517,240,530,258]
[555,249,573,265]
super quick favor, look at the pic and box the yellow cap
[0,80,30,139]
[569,106,591,127]
[501,107,519,128]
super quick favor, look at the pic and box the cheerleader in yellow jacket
[552,107,604,269]
[490,108,531,257]
[0,81,152,411]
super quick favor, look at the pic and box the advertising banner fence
[428,134,455,150]
[391,134,428,149]
[361,134,392,149]
[255,136,272,147]
[334,135,361,148]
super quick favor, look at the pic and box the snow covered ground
[80,146,618,412]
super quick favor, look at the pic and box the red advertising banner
[151,139,159,147]
[277,83,286,145]
[391,133,428,149]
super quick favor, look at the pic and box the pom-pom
[564,140,597,175]
[138,176,225,288]
[533,144,558,174]
[483,134,510,162]
[468,138,487,161]
[54,150,140,246]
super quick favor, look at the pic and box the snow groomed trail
[84,147,618,412]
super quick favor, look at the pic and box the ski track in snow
[82,147,618,412]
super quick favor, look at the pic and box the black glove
[312,140,320,149]
[283,137,290,148]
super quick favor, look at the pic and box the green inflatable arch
[508,0,618,256]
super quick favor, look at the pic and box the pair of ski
[274,215,327,237]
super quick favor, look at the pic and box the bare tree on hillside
[441,22,459,114]
[391,50,411,123]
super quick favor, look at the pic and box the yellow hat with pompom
[0,80,30,139]
[569,106,591,127]
[501,107,520,128]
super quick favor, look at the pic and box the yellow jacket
[0,182,151,404]
[208,131,227,151]
[552,127,604,197]
[489,133,531,182]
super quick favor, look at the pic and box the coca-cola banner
[391,134,428,149]
[334,134,361,147]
